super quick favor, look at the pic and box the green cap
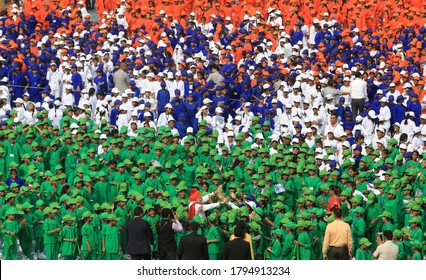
[359,237,372,247]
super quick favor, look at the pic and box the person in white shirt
[373,230,398,260]
[157,104,174,127]
[46,63,62,99]
[235,102,254,127]
[379,97,391,130]
[350,72,367,116]
[323,113,344,141]
[400,112,416,138]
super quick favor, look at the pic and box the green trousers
[3,235,17,260]
[34,237,44,253]
[45,243,59,260]
[105,253,119,260]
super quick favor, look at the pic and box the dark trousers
[131,253,151,260]
[328,246,350,260]
[160,251,177,260]
[351,98,365,117]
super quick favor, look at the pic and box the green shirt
[61,225,76,255]
[43,218,60,244]
[81,223,96,251]
[102,224,120,253]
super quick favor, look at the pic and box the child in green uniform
[81,211,96,260]
[61,214,77,260]
[392,229,406,260]
[266,229,283,260]
[410,240,423,260]
[102,214,121,260]
[295,221,312,260]
[2,208,21,260]
[352,207,366,254]
[282,223,296,260]
[43,207,61,260]
[20,202,35,259]
[355,238,372,260]
[33,200,45,259]
[114,195,128,252]
[206,213,223,260]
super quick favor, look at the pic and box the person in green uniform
[282,222,296,260]
[114,194,128,253]
[61,214,77,260]
[33,200,46,260]
[409,217,423,243]
[43,206,61,260]
[352,206,366,254]
[2,208,21,260]
[267,229,284,260]
[81,211,96,260]
[206,213,223,260]
[392,229,406,260]
[355,237,372,260]
[19,202,35,259]
[102,214,121,260]
[295,221,312,260]
[410,240,423,260]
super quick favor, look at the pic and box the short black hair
[234,226,244,238]
[383,230,393,240]
[189,221,199,231]
[134,207,143,216]
[334,208,343,218]
[162,208,172,218]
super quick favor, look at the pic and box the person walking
[322,208,353,260]
[372,230,399,260]
[125,207,154,260]
[177,222,209,260]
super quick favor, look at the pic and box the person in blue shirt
[94,68,108,95]
[26,65,43,103]
[184,94,198,130]
[110,100,121,127]
[393,95,406,124]
[171,90,186,121]
[71,65,83,105]
[406,92,421,126]
[156,81,170,115]
[176,113,189,138]
[128,80,141,98]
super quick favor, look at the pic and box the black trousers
[328,246,350,260]
[131,253,151,260]
[351,98,365,117]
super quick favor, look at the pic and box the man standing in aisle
[350,72,367,116]
[322,208,353,260]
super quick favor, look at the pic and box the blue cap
[145,102,151,107]
[295,123,302,129]
[355,145,362,150]
[174,89,181,95]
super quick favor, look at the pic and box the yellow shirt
[322,219,353,256]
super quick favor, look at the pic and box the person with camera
[154,208,183,260]
[373,230,399,260]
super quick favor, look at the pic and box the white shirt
[350,78,367,99]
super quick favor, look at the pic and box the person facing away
[223,224,252,260]
[177,221,209,260]
[322,208,353,260]
[125,207,154,260]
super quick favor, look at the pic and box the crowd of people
[0,0,425,260]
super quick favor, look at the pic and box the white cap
[421,114,426,119]
[255,133,264,140]
[380,97,387,102]
[215,107,223,114]
[165,103,173,109]
[203,98,213,104]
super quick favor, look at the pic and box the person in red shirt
[326,185,342,214]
